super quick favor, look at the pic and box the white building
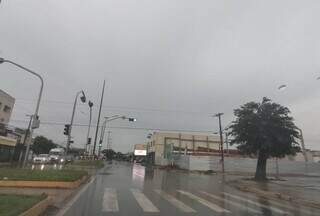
[147,132,220,166]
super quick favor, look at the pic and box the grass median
[0,168,87,182]
[0,193,46,216]
[68,160,104,169]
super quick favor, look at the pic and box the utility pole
[225,132,229,156]
[93,80,106,156]
[214,113,225,173]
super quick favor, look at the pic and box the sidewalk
[226,174,320,209]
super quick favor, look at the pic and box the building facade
[0,90,16,162]
[0,89,15,125]
[147,132,220,165]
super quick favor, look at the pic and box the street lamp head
[278,84,287,91]
[80,91,86,103]
[88,100,93,108]
[0,57,5,64]
[128,118,137,122]
[213,113,224,117]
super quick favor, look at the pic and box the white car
[33,154,50,164]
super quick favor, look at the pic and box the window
[3,105,11,113]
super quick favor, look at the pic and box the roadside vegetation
[229,97,300,181]
[0,193,46,216]
[0,168,87,182]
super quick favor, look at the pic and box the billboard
[134,149,147,156]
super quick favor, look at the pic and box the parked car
[33,154,49,164]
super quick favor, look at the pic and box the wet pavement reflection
[31,163,64,170]
[63,162,320,216]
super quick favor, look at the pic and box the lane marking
[222,192,289,215]
[131,189,159,212]
[200,191,261,214]
[102,188,119,212]
[154,189,196,213]
[56,177,96,216]
[177,190,230,213]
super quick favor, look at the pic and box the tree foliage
[229,97,300,180]
[32,136,57,155]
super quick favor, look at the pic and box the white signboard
[134,150,147,156]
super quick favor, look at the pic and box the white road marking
[177,190,230,213]
[56,177,96,216]
[154,189,196,213]
[223,192,289,215]
[131,189,159,212]
[102,188,119,212]
[200,191,261,214]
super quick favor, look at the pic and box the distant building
[146,132,220,165]
[0,90,16,162]
[0,89,15,125]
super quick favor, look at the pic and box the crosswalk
[100,188,315,215]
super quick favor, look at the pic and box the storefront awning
[0,135,17,147]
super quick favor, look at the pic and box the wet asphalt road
[61,162,320,216]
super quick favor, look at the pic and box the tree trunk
[255,151,268,181]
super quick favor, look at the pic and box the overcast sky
[1,0,320,152]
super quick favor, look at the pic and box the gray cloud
[1,0,320,152]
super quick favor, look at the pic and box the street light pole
[0,58,44,168]
[66,90,86,154]
[85,101,93,154]
[18,114,33,166]
[214,113,225,173]
[97,115,137,156]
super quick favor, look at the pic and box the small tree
[32,136,57,155]
[229,97,300,181]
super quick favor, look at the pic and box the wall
[173,155,320,175]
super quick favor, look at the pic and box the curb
[0,175,88,189]
[20,196,51,216]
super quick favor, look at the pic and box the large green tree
[32,136,57,155]
[229,97,301,181]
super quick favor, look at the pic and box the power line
[15,98,211,115]
[9,119,214,133]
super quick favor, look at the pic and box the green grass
[71,160,104,168]
[0,194,46,216]
[0,168,87,182]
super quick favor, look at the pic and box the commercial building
[0,89,15,125]
[146,132,221,166]
[0,89,17,162]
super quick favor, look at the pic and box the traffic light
[63,124,70,135]
[128,118,137,122]
[87,138,91,145]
